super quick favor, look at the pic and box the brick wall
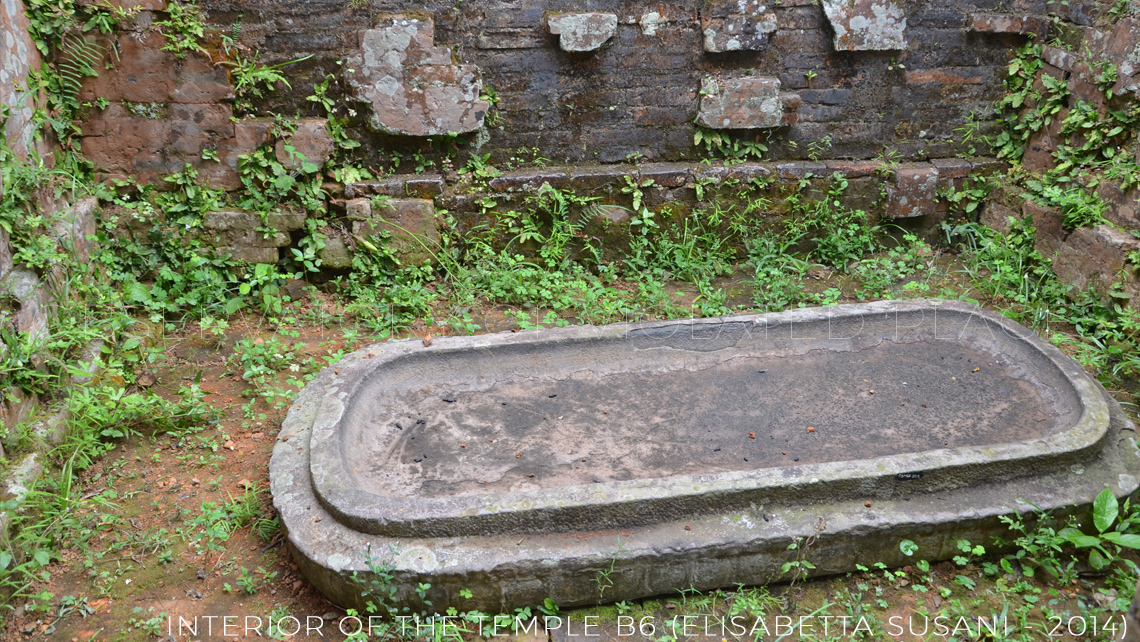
[191,0,1045,165]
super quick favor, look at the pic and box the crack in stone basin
[310,301,1106,538]
[367,341,1070,498]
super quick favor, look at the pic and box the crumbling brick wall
[80,0,1054,176]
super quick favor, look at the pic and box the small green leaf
[1093,488,1118,534]
[899,540,918,556]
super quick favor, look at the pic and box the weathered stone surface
[204,210,261,233]
[0,388,36,448]
[0,228,12,283]
[269,208,307,233]
[346,17,489,137]
[1025,199,1066,260]
[202,210,297,247]
[81,102,239,188]
[546,13,618,52]
[2,453,41,505]
[78,0,166,8]
[1084,18,1140,97]
[1022,106,1065,172]
[216,246,280,264]
[273,301,1138,613]
[979,201,1019,234]
[1053,225,1140,306]
[591,205,631,225]
[702,0,777,53]
[696,77,782,129]
[1,0,41,159]
[0,268,49,343]
[1097,181,1140,229]
[345,174,445,199]
[317,237,354,269]
[353,198,438,265]
[77,32,232,104]
[967,13,1049,36]
[276,119,334,169]
[886,166,939,218]
[51,197,99,263]
[345,198,372,220]
[822,0,907,51]
[1042,45,1076,72]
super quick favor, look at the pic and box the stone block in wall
[979,201,1019,234]
[638,163,692,188]
[353,198,439,265]
[0,268,49,344]
[0,228,11,283]
[276,119,334,169]
[546,13,618,52]
[202,209,299,248]
[317,238,354,270]
[1042,46,1076,73]
[1,0,43,160]
[77,32,232,104]
[701,0,777,53]
[1022,106,1066,172]
[77,0,166,9]
[885,166,939,218]
[346,17,489,137]
[696,77,783,129]
[822,0,907,51]
[966,13,1049,37]
[216,246,280,265]
[344,175,445,199]
[234,119,273,154]
[0,388,37,451]
[51,197,98,263]
[1024,199,1066,260]
[1052,225,1139,299]
[930,158,973,181]
[488,169,572,194]
[269,208,307,233]
[1093,18,1140,97]
[1097,181,1140,229]
[345,198,372,221]
[80,103,238,188]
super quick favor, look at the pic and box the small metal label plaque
[896,472,924,481]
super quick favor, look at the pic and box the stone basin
[273,299,1140,613]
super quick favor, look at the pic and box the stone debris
[822,0,907,51]
[702,0,777,53]
[546,13,618,52]
[346,17,488,136]
[696,77,783,129]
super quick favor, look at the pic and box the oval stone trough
[271,299,1140,613]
